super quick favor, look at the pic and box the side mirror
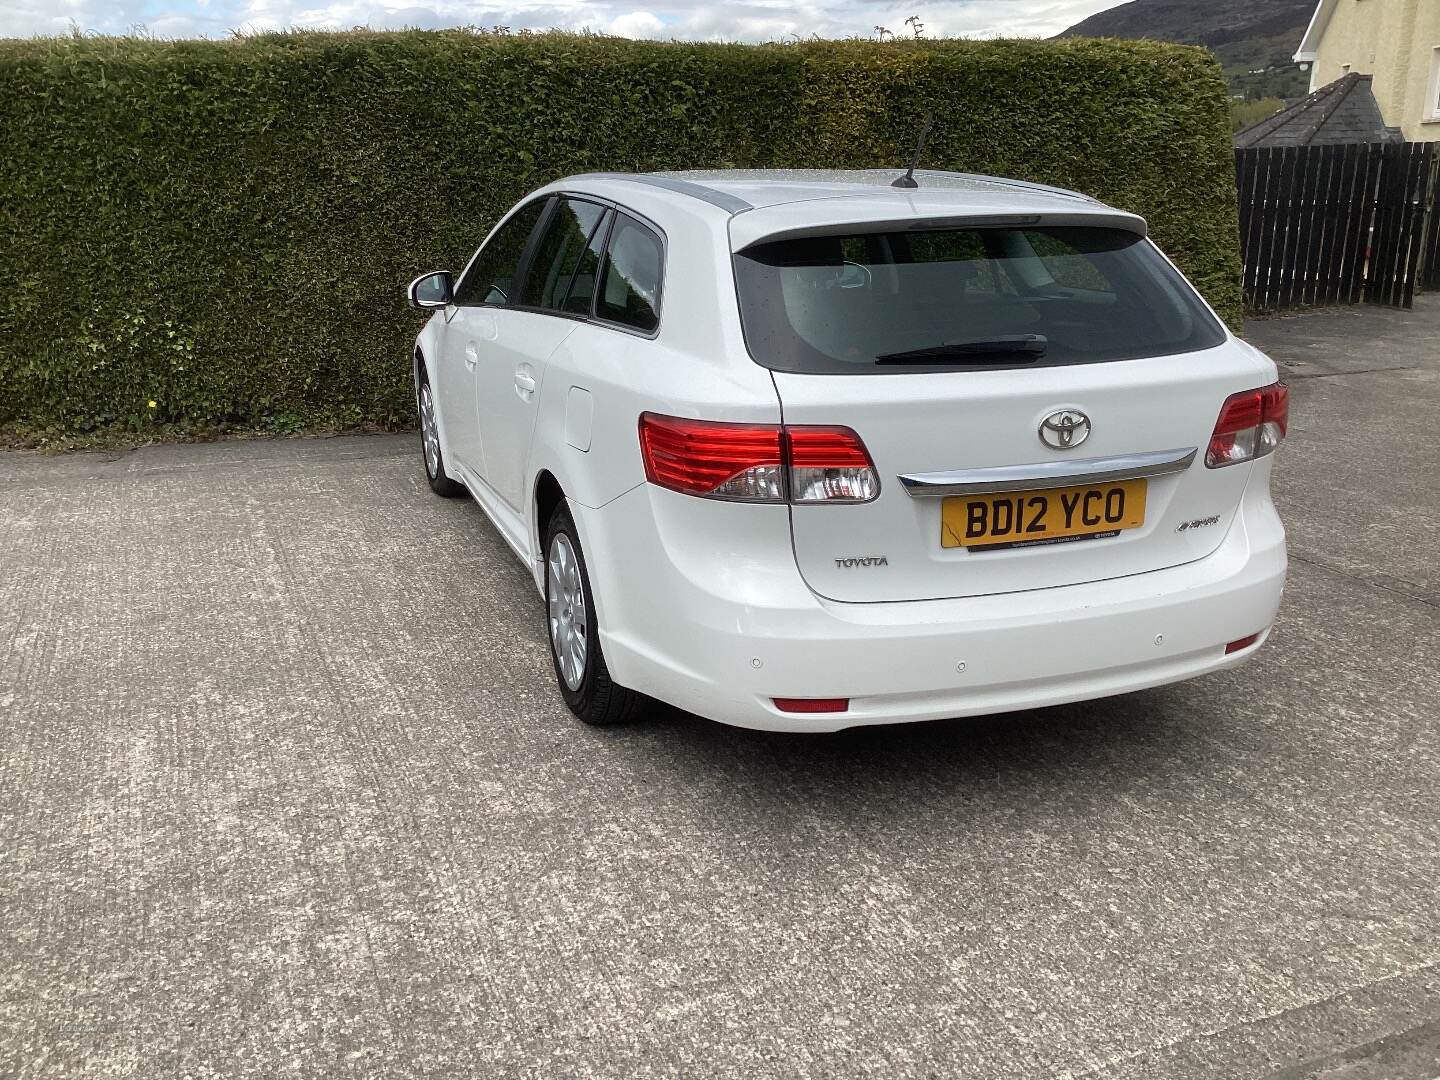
[408,271,453,310]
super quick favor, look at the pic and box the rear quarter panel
[526,204,779,519]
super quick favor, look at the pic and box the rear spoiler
[731,209,1148,253]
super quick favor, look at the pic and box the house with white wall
[1294,0,1440,141]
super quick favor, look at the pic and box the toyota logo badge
[1039,410,1091,450]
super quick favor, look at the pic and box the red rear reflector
[1225,632,1261,654]
[773,697,850,714]
[1207,382,1289,468]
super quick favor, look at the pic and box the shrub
[1231,96,1287,132]
[0,31,1241,441]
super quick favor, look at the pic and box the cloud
[607,9,663,37]
[1,0,117,37]
[0,0,1130,42]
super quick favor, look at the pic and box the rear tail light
[639,413,879,503]
[638,414,784,500]
[1206,382,1289,468]
[786,427,880,503]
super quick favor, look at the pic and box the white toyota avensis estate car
[407,169,1287,733]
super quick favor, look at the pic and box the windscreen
[732,226,1226,374]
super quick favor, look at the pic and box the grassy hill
[1057,0,1314,98]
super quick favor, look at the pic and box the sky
[0,0,1128,45]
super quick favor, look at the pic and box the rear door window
[559,209,612,316]
[519,198,607,311]
[596,214,663,333]
[732,226,1225,373]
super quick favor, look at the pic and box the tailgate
[777,345,1269,602]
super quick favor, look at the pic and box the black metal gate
[1235,142,1437,311]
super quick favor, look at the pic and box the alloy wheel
[547,532,588,691]
[419,383,440,478]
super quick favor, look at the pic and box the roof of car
[674,169,1100,209]
[556,169,1146,250]
[572,168,1099,212]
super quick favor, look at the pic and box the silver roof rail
[569,172,753,214]
[909,170,1097,203]
[567,169,1097,214]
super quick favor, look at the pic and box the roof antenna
[891,111,935,189]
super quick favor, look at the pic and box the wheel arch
[412,330,456,479]
[412,312,449,393]
[531,469,568,593]
[531,469,611,618]
[535,470,567,539]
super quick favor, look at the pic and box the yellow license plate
[941,479,1147,549]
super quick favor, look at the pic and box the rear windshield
[732,226,1226,374]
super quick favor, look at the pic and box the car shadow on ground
[454,493,1222,816]
[591,686,1216,820]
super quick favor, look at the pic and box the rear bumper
[578,479,1286,733]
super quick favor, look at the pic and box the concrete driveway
[2,300,1438,1079]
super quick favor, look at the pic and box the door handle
[463,343,479,370]
[514,370,537,394]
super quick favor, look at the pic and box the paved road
[2,301,1438,1079]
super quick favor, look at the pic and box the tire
[544,503,646,727]
[416,363,465,498]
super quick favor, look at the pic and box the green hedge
[0,31,1241,443]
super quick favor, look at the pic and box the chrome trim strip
[898,448,1198,497]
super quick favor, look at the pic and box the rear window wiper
[874,334,1047,365]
